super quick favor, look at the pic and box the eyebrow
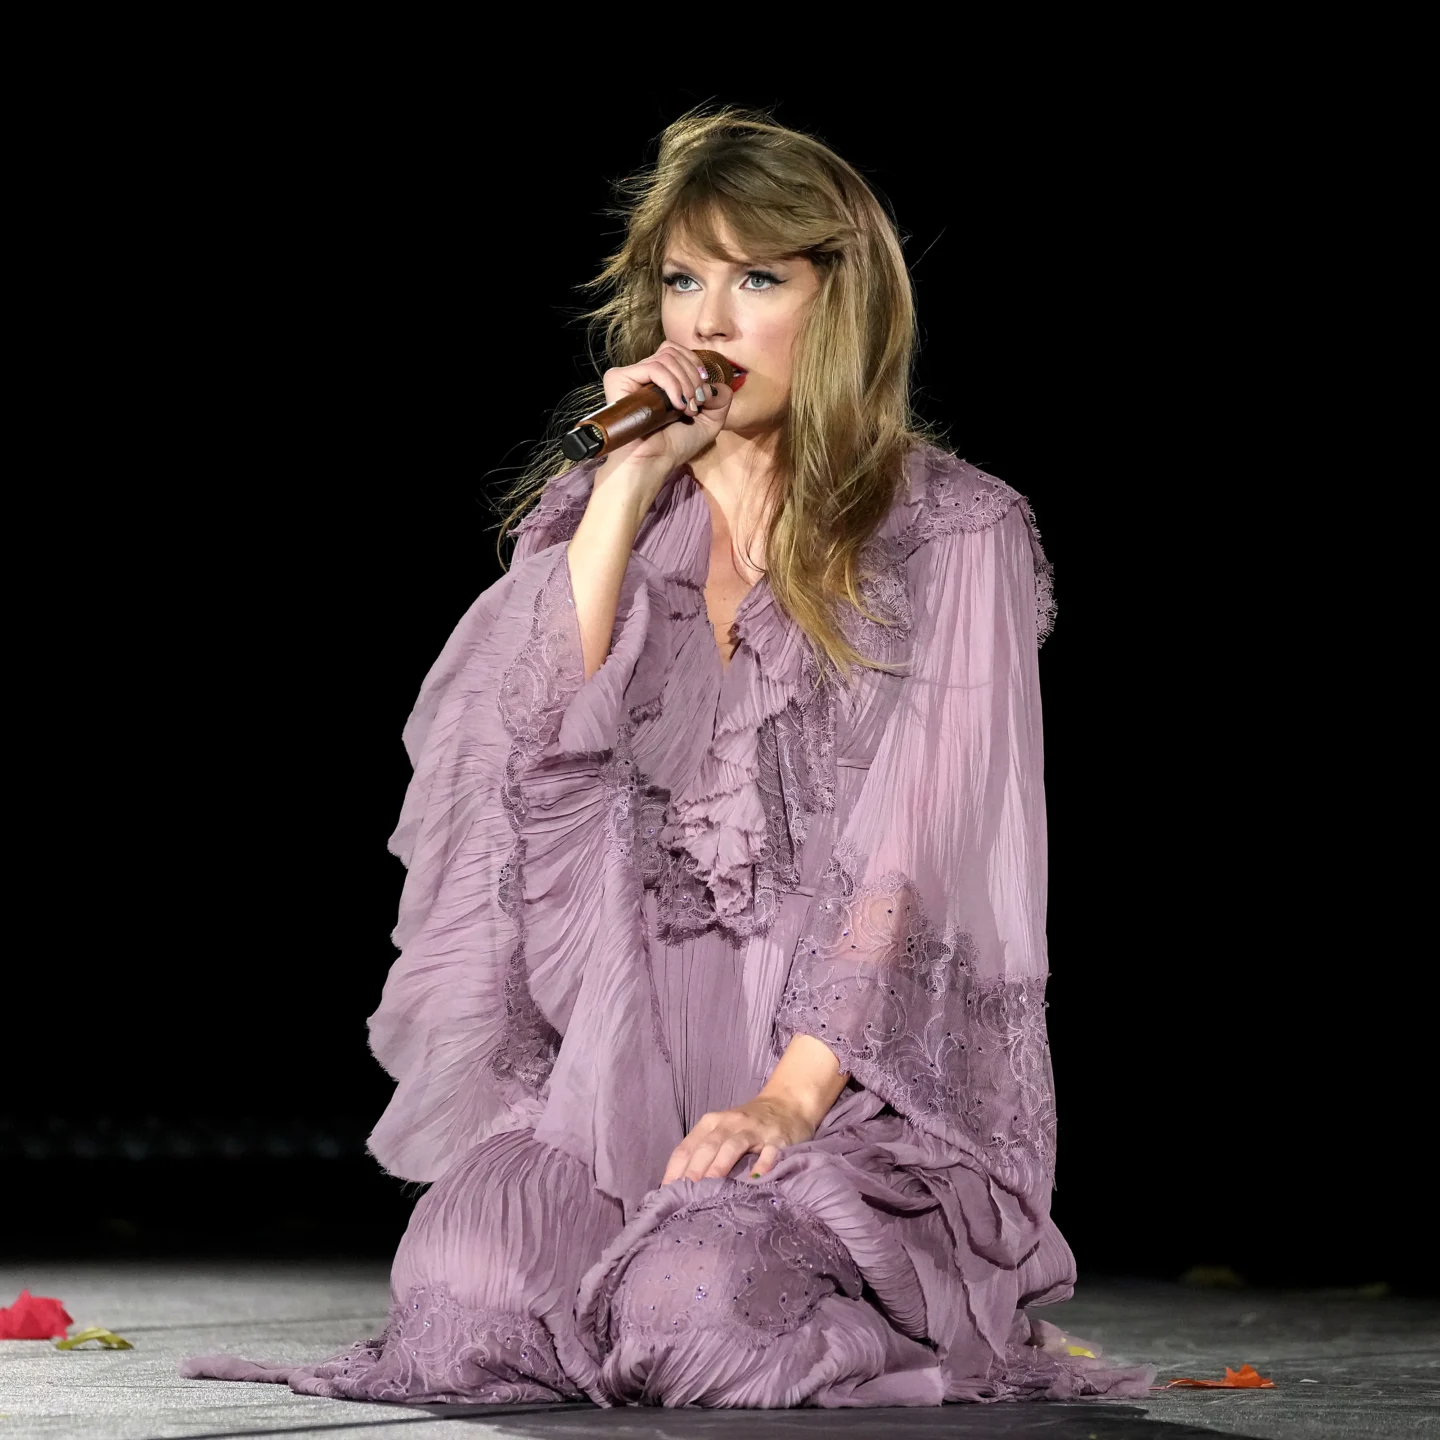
[661,255,781,271]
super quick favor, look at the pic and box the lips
[718,357,747,391]
[705,354,746,389]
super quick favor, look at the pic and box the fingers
[657,341,714,416]
[748,1143,781,1179]
[602,357,687,414]
[661,1110,716,1184]
[698,380,730,412]
[661,1137,697,1186]
[664,1135,723,1184]
[677,1136,725,1182]
[649,357,697,414]
[657,339,709,384]
[603,341,724,427]
[663,1111,790,1186]
[698,1134,753,1182]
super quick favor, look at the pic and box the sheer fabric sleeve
[775,501,1057,1195]
[366,464,683,1185]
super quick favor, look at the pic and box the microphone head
[694,350,739,387]
[560,424,604,462]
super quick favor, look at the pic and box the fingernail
[708,385,717,398]
[695,386,705,402]
[698,365,708,379]
[750,1171,760,1178]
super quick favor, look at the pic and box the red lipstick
[705,353,746,390]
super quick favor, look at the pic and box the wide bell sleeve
[774,500,1058,1199]
[364,462,698,1190]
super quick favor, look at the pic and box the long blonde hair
[493,104,936,687]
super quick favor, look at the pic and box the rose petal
[0,1288,75,1341]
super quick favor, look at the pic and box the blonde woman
[183,108,1155,1408]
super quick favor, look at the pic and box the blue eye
[662,270,785,293]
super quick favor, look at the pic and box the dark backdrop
[10,67,1423,1292]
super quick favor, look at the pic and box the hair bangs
[662,171,837,270]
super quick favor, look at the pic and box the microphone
[559,350,743,462]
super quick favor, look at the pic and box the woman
[182,108,1155,1408]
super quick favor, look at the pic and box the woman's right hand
[591,340,733,500]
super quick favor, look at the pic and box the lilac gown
[181,444,1156,1407]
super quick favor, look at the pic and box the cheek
[751,314,794,362]
[749,312,805,393]
[660,299,685,346]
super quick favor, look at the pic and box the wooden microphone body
[560,350,740,461]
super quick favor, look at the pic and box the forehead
[664,225,746,265]
[663,205,789,266]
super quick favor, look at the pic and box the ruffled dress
[180,443,1156,1407]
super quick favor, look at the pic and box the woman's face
[659,221,821,436]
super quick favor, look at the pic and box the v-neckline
[684,465,767,676]
[714,586,753,676]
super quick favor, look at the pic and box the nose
[694,287,733,343]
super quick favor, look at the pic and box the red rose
[0,1288,74,1340]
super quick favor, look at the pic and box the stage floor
[0,1261,1434,1439]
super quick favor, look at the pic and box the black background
[9,58,1425,1292]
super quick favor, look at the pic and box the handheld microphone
[559,350,743,462]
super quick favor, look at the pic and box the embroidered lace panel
[508,475,590,553]
[774,839,1058,1180]
[294,1282,579,1404]
[591,1190,862,1359]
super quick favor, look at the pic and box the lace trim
[508,465,594,554]
[911,463,1019,541]
[488,551,582,1097]
[787,652,838,839]
[589,1189,862,1362]
[774,839,1058,1182]
[489,843,561,1094]
[907,455,1057,649]
[1014,494,1058,648]
[295,1282,579,1404]
[600,726,672,1066]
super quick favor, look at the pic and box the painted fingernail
[750,1170,760,1178]
[708,385,717,398]
[688,397,698,412]
[698,365,708,379]
[695,386,705,402]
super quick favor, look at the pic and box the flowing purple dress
[181,444,1156,1407]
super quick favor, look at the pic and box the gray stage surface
[0,1262,1435,1439]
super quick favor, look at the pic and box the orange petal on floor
[1164,1363,1275,1389]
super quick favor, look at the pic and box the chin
[725,391,779,434]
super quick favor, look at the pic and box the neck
[687,426,778,538]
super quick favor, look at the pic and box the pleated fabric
[180,445,1156,1406]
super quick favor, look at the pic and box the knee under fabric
[602,1189,865,1349]
[586,1188,945,1408]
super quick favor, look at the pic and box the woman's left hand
[661,1096,815,1185]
